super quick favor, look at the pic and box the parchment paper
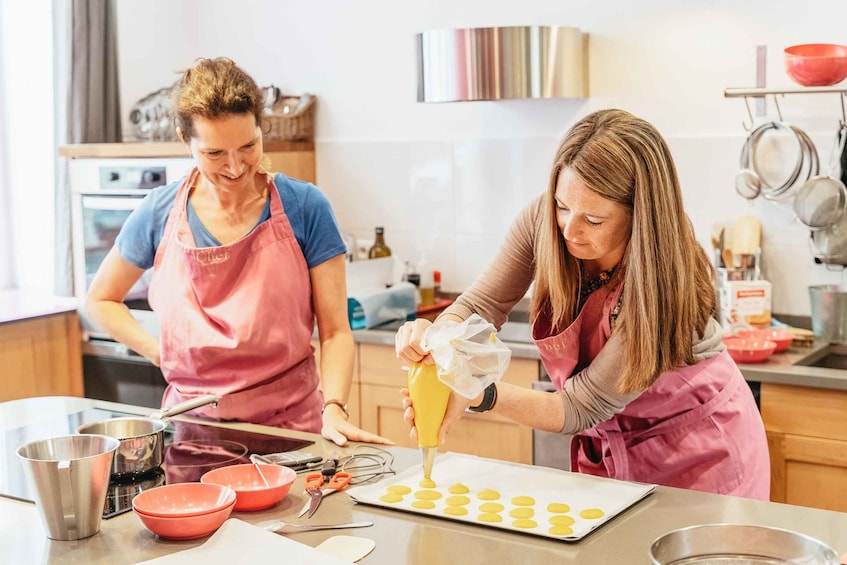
[347,452,654,542]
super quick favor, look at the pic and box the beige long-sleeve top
[440,194,724,434]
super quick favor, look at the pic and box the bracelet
[467,383,497,413]
[322,399,349,418]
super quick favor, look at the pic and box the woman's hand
[320,405,395,447]
[400,387,476,446]
[395,318,433,365]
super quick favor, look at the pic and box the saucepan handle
[148,394,219,421]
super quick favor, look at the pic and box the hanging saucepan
[794,125,847,231]
[735,121,814,201]
[77,394,219,478]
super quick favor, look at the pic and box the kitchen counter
[0,289,78,325]
[3,396,847,564]
[355,320,540,360]
[736,339,847,391]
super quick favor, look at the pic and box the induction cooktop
[2,408,313,518]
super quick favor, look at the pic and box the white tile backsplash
[318,132,845,316]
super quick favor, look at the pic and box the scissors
[297,470,352,518]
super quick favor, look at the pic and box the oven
[70,157,192,339]
[69,157,193,406]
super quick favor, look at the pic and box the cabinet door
[761,382,847,511]
[767,431,847,512]
[1,313,83,402]
[359,343,537,464]
[265,151,316,184]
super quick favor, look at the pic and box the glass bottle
[368,227,392,259]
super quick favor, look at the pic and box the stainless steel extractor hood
[416,26,588,103]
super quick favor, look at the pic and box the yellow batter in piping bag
[408,362,451,480]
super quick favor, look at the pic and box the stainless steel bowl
[649,524,839,564]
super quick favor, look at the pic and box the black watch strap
[467,383,497,413]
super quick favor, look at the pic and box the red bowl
[132,482,236,518]
[722,337,777,364]
[735,329,794,353]
[200,463,297,511]
[784,44,847,86]
[134,499,235,540]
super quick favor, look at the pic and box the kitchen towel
[133,518,354,564]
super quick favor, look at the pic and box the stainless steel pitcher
[17,434,119,540]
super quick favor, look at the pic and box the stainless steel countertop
[736,339,847,391]
[3,396,847,564]
[355,321,847,389]
[354,321,540,360]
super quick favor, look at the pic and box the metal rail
[725,86,847,130]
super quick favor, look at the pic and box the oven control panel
[99,166,167,190]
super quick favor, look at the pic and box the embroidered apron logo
[195,248,231,264]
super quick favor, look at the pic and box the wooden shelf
[59,140,314,159]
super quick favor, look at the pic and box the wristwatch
[467,383,497,413]
[321,399,349,418]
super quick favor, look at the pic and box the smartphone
[256,452,323,471]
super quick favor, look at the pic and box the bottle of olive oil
[368,227,392,259]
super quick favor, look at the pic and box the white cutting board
[347,452,654,542]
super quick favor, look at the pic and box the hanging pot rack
[724,86,847,131]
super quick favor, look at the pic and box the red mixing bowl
[722,337,777,364]
[134,499,235,540]
[735,329,794,353]
[132,482,236,518]
[201,463,297,511]
[784,44,847,87]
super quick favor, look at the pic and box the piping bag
[407,362,451,480]
[408,314,512,480]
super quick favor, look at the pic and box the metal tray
[347,452,654,542]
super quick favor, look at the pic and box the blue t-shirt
[116,173,346,270]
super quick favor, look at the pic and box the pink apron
[533,282,770,499]
[147,169,323,432]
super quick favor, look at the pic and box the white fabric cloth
[134,519,353,564]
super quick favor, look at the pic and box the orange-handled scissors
[297,471,353,518]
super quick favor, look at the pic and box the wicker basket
[263,94,316,141]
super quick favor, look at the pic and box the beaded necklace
[578,265,624,328]
[578,266,616,304]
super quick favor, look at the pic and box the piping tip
[421,447,437,480]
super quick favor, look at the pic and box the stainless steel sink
[793,344,847,370]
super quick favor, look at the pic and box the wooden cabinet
[59,141,317,184]
[761,382,847,512]
[1,312,83,402]
[358,342,538,464]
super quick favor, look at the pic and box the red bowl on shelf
[784,44,847,86]
[201,463,297,511]
[722,337,777,364]
[735,329,794,353]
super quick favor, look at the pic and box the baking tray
[347,452,654,542]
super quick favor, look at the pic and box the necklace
[578,265,616,303]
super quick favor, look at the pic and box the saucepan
[649,523,838,564]
[77,395,219,478]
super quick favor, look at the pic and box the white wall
[116,0,847,316]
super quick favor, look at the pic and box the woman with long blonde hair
[396,109,769,498]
